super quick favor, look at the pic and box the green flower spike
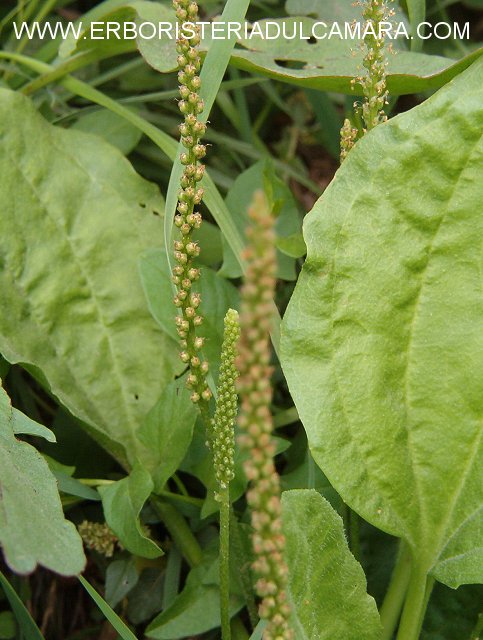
[237,191,293,640]
[172,0,211,419]
[340,117,359,162]
[212,309,240,640]
[340,0,393,161]
[212,308,240,493]
[359,0,392,131]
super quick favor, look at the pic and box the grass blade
[249,620,267,640]
[79,575,138,640]
[0,570,45,640]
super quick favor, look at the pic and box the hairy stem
[219,486,231,640]
[396,563,433,640]
[380,542,412,640]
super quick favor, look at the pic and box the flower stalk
[212,309,240,640]
[237,191,293,640]
[172,0,211,427]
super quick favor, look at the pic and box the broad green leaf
[146,545,244,639]
[105,558,139,608]
[0,88,181,467]
[0,51,249,307]
[137,377,197,492]
[72,108,143,155]
[281,59,483,589]
[99,465,163,559]
[79,575,138,640]
[139,248,239,377]
[0,572,44,640]
[0,385,85,575]
[282,490,382,639]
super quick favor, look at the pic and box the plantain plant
[0,0,481,638]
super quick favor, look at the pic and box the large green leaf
[281,58,483,591]
[99,465,163,559]
[59,1,481,96]
[0,88,181,467]
[282,490,381,639]
[0,385,85,575]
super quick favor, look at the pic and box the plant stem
[79,478,114,487]
[396,563,433,640]
[380,542,412,640]
[219,486,231,640]
[157,490,203,507]
[151,498,202,568]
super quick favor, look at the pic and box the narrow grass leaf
[0,571,45,640]
[79,575,138,640]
